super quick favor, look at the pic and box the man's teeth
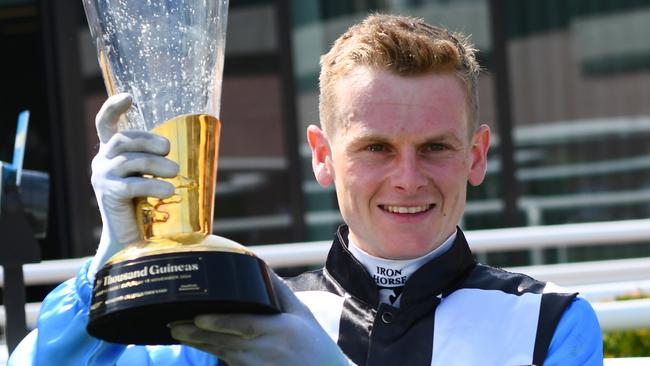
[383,205,431,214]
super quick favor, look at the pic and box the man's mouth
[380,204,434,214]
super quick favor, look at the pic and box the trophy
[82,0,280,345]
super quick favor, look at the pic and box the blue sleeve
[544,297,603,366]
[8,259,219,366]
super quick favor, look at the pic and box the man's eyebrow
[347,132,390,145]
[346,129,465,146]
[422,132,464,145]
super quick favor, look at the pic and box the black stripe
[366,300,438,366]
[532,293,577,365]
[402,228,476,307]
[454,264,547,297]
[337,297,375,365]
[326,226,380,307]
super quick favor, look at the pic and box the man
[9,14,602,365]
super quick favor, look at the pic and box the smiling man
[288,14,603,365]
[10,14,602,366]
[309,69,486,260]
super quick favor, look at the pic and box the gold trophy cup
[82,0,280,345]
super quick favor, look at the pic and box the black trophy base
[87,250,280,345]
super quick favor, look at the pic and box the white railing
[4,218,649,287]
[10,247,650,289]
[593,298,650,331]
[509,257,650,286]
[572,279,650,302]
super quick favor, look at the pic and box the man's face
[308,67,490,260]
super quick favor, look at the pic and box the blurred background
[1,0,650,359]
[3,0,650,266]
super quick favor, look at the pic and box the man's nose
[391,152,427,193]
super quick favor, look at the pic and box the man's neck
[347,230,457,307]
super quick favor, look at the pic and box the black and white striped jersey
[287,226,577,366]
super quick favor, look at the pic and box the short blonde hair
[319,14,480,139]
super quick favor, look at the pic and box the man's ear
[468,124,491,186]
[307,125,334,187]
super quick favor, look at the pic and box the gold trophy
[82,0,280,345]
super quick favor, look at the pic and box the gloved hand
[170,272,356,366]
[87,93,179,282]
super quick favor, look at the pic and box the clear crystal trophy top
[82,0,280,345]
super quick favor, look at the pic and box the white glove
[170,272,356,366]
[87,93,179,282]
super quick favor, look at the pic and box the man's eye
[426,143,446,152]
[366,144,385,152]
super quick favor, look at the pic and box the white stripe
[432,289,541,365]
[295,291,346,343]
[542,281,569,294]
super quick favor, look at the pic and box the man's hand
[170,272,355,366]
[87,93,179,281]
